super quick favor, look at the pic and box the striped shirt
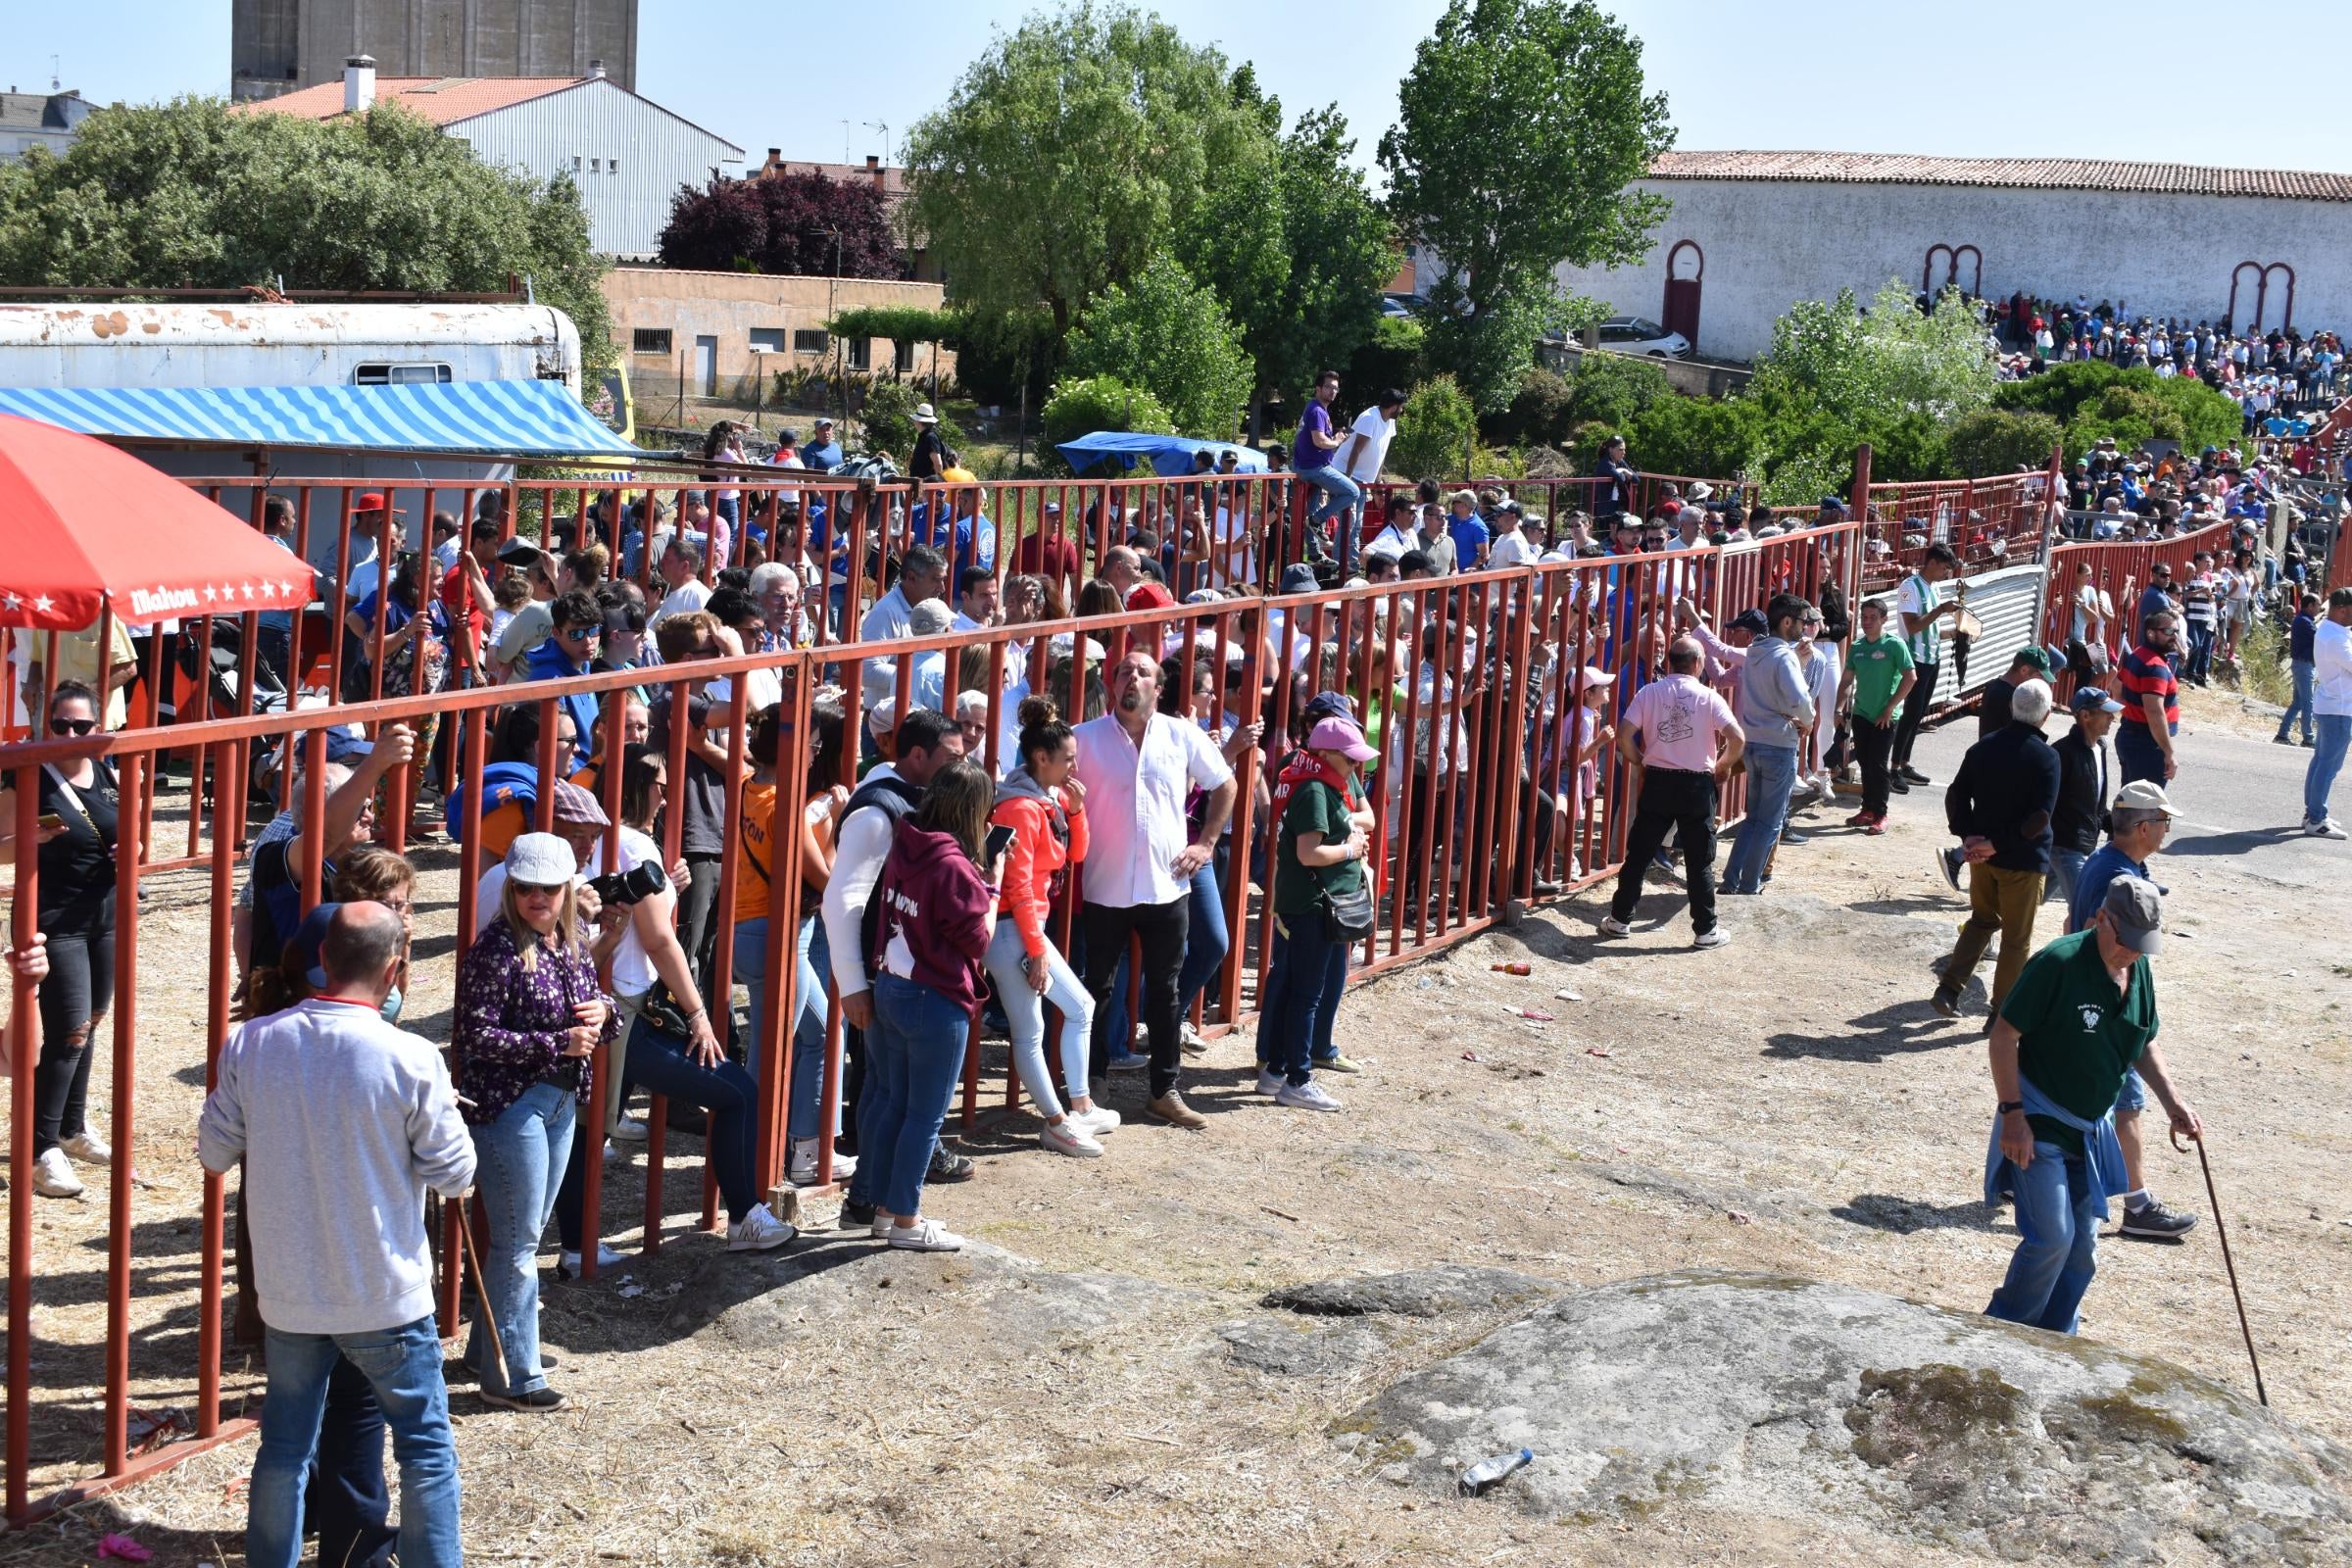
[2115,644,2179,732]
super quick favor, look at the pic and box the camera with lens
[584,859,668,908]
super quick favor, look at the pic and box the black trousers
[33,912,113,1156]
[1852,713,1895,818]
[1607,767,1719,935]
[1080,898,1189,1100]
[1890,664,1939,770]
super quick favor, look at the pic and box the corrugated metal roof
[234,75,582,126]
[1648,150,2352,203]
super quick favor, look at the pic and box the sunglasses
[52,717,99,735]
[560,623,599,640]
[514,881,565,898]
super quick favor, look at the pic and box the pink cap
[1305,715,1378,763]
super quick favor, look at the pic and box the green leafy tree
[903,4,1277,341]
[1064,252,1252,438]
[1387,375,1480,482]
[1380,0,1675,411]
[1991,361,2238,458]
[1345,317,1428,409]
[1620,393,1765,479]
[1944,409,2064,478]
[0,97,612,380]
[1041,373,1174,463]
[858,378,964,462]
[1750,280,1996,429]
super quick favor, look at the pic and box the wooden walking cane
[454,1200,511,1382]
[2173,1127,2267,1407]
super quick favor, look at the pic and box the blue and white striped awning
[0,379,638,458]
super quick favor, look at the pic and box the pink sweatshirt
[870,818,996,1010]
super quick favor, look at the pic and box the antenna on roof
[864,121,891,167]
[51,55,62,91]
[841,119,852,163]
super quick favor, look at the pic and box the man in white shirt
[1364,493,1417,564]
[2303,587,2352,838]
[1486,502,1538,567]
[951,567,1000,634]
[1335,388,1405,577]
[857,543,948,706]
[1072,651,1237,1128]
[650,536,711,628]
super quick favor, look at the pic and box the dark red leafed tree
[658,172,908,278]
[657,176,768,271]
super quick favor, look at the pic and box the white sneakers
[1041,1118,1103,1158]
[1692,928,1730,950]
[1254,1067,1285,1097]
[1275,1080,1345,1113]
[1069,1104,1120,1139]
[1179,1022,1208,1056]
[610,1116,651,1144]
[559,1243,626,1276]
[59,1131,112,1164]
[788,1138,858,1185]
[31,1148,83,1198]
[1596,915,1632,938]
[886,1217,964,1251]
[724,1202,798,1252]
[2305,818,2347,841]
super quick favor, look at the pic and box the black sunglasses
[52,717,98,736]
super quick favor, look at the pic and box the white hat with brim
[505,832,577,888]
[913,403,939,424]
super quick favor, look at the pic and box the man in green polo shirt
[1983,878,2201,1335]
[1839,598,1915,831]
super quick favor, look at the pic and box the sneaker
[1888,774,1911,795]
[1649,853,1681,887]
[1862,816,1887,837]
[2119,1198,2200,1240]
[1041,1119,1104,1158]
[841,1198,879,1231]
[1146,1092,1208,1130]
[2305,819,2348,841]
[868,1211,895,1240]
[928,1148,977,1183]
[1779,828,1812,847]
[1313,1053,1362,1074]
[1844,809,1875,827]
[1275,1080,1345,1112]
[31,1148,83,1199]
[1930,989,1961,1019]
[1070,1105,1122,1138]
[1532,876,1564,896]
[1178,1022,1208,1057]
[610,1116,650,1144]
[58,1131,111,1165]
[789,1138,858,1185]
[1934,846,1964,892]
[726,1202,799,1252]
[1254,1067,1285,1097]
[1691,928,1729,950]
[2273,732,2296,746]
[1596,915,1632,938]
[1106,1052,1151,1074]
[887,1217,966,1252]
[1899,765,1932,786]
[2303,736,2317,748]
[557,1243,627,1278]
[478,1385,565,1413]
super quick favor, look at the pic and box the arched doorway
[2227,262,2295,332]
[1662,240,1703,353]
[1922,244,1981,297]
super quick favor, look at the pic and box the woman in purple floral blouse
[453,832,614,1411]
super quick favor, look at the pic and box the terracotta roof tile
[233,76,581,126]
[1648,150,2352,204]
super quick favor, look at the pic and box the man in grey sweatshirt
[1722,592,1819,895]
[199,901,475,1568]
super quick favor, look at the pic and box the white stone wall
[1556,177,2352,363]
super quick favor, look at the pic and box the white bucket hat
[505,832,577,888]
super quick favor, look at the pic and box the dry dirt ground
[5,690,2349,1567]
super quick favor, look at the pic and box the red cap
[1125,580,1176,612]
[353,491,406,514]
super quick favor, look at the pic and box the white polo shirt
[1071,710,1234,908]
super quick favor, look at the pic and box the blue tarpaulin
[0,378,638,458]
[1054,430,1268,476]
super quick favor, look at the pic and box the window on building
[589,157,602,173]
[353,363,453,386]
[847,337,872,371]
[749,327,786,353]
[609,156,620,175]
[894,340,915,373]
[794,329,830,354]
[572,154,583,172]
[632,328,673,356]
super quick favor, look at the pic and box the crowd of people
[1986,290,2347,413]
[5,356,2351,1563]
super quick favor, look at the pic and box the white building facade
[1552,152,2352,364]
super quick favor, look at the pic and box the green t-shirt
[1998,929,2158,1154]
[1274,776,1368,918]
[1847,630,1915,723]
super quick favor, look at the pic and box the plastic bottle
[1459,1446,1534,1496]
[1490,961,1532,975]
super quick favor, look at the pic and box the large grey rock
[1260,1265,1562,1318]
[1335,1269,2352,1565]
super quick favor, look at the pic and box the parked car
[1594,317,1692,358]
[1379,294,1417,319]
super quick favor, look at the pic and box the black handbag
[1318,873,1376,942]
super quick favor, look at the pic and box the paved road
[1909,703,2346,892]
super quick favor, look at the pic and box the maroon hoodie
[869,817,996,1010]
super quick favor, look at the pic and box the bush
[1487,368,1574,449]
[1040,374,1173,469]
[1992,362,2239,460]
[1063,251,1252,438]
[1562,352,1673,432]
[1621,394,1765,480]
[1945,409,2064,478]
[1387,374,1480,483]
[857,377,964,460]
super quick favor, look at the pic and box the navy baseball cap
[285,903,343,991]
[1729,609,1770,636]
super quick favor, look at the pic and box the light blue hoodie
[1737,632,1816,749]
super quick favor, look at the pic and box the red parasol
[0,413,311,631]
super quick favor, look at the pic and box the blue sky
[12,1,2352,179]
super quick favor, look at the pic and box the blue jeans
[247,1316,461,1568]
[2184,620,2215,682]
[2278,660,2315,742]
[2307,713,2351,826]
[467,1083,573,1396]
[2047,848,2087,907]
[1723,743,1796,894]
[852,974,968,1218]
[1984,1143,2103,1335]
[737,914,833,1145]
[2113,721,2169,786]
[1298,466,1362,567]
[1263,912,1348,1084]
[625,1014,760,1222]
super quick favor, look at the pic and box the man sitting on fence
[199,902,475,1568]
